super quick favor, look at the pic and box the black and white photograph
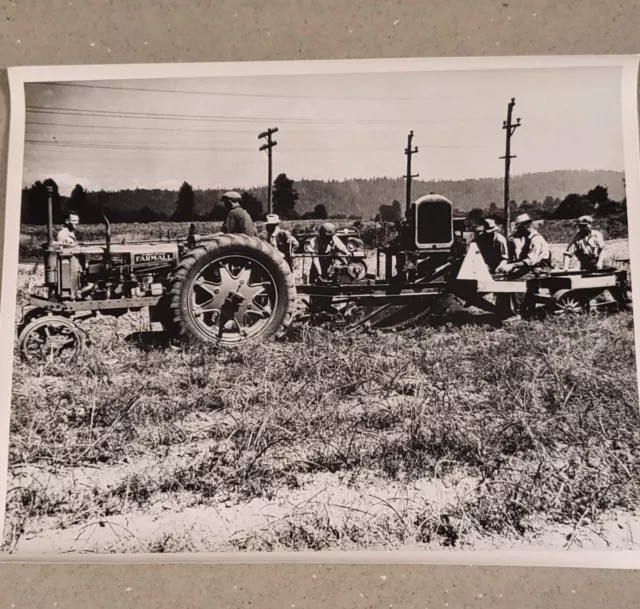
[1,56,640,557]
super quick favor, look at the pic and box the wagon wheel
[550,289,590,317]
[168,235,296,346]
[18,315,87,365]
[347,260,368,280]
[16,306,49,337]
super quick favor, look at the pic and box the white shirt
[56,226,77,245]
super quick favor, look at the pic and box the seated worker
[498,213,551,278]
[55,212,80,245]
[562,215,605,271]
[308,222,350,284]
[476,218,509,274]
[265,214,298,266]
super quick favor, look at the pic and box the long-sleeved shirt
[55,226,77,245]
[566,229,605,268]
[477,231,509,272]
[518,229,551,267]
[268,227,298,252]
[222,204,255,236]
[308,235,350,281]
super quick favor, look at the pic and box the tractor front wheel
[167,234,296,346]
[18,315,87,364]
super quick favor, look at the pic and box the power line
[25,140,257,152]
[25,139,492,152]
[25,105,486,125]
[44,82,479,102]
[25,120,268,133]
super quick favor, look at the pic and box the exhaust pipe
[44,185,57,286]
[100,197,112,270]
[46,185,54,246]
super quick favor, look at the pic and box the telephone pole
[403,130,419,215]
[258,127,278,214]
[499,98,521,235]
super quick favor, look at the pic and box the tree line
[21,171,627,227]
[21,173,336,225]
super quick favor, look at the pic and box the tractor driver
[265,214,298,267]
[56,212,80,246]
[221,191,255,237]
[498,213,551,278]
[562,215,605,271]
[308,222,350,284]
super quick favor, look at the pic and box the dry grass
[3,268,639,552]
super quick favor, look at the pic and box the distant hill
[291,169,626,217]
[23,169,626,223]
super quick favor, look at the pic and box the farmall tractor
[17,192,632,364]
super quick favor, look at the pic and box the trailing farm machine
[16,190,632,364]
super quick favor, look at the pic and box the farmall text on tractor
[15,188,633,364]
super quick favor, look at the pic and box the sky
[22,65,625,196]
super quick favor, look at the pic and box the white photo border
[1,54,640,567]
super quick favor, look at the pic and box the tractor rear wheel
[167,234,296,346]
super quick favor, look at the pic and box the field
[18,216,629,262]
[2,237,639,554]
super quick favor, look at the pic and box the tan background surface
[1,0,640,607]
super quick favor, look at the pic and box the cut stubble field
[2,239,639,554]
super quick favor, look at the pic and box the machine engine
[44,241,180,302]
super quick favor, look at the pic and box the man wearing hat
[265,213,298,267]
[221,191,255,237]
[308,222,350,284]
[498,213,551,277]
[476,218,509,274]
[562,215,605,271]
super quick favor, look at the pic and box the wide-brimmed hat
[483,218,498,232]
[513,213,532,228]
[577,215,593,225]
[221,190,242,202]
[265,214,280,225]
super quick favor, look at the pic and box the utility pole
[258,127,278,214]
[403,130,419,215]
[499,98,521,235]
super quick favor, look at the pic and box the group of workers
[474,212,606,277]
[55,190,607,297]
[218,190,350,283]
[54,191,350,285]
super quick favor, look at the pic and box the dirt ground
[4,238,638,554]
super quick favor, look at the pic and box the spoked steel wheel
[189,255,278,342]
[18,315,86,364]
[550,290,589,317]
[169,235,296,346]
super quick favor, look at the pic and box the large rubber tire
[167,234,297,346]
